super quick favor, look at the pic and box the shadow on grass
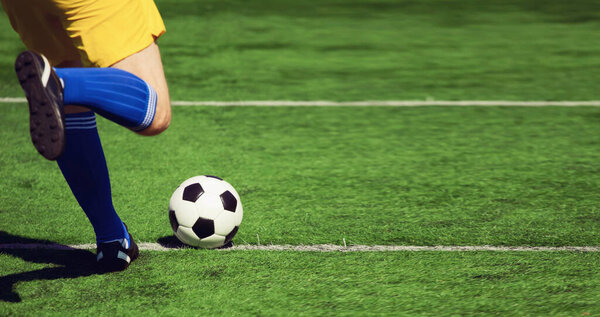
[157,235,234,249]
[0,231,100,303]
[157,235,187,248]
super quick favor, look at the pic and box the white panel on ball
[200,176,229,195]
[195,194,224,220]
[213,211,237,236]
[169,188,199,228]
[200,234,226,249]
[176,226,201,247]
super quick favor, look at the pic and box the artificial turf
[2,250,600,315]
[1,0,600,315]
[1,105,599,247]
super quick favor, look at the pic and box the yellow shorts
[1,0,165,67]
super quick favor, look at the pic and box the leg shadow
[0,231,99,303]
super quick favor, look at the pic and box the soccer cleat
[15,51,65,160]
[96,227,139,272]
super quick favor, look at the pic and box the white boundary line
[1,243,599,252]
[2,97,600,107]
[171,100,600,107]
[0,97,26,103]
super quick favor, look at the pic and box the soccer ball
[169,175,243,248]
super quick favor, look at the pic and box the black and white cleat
[15,51,65,160]
[96,228,140,272]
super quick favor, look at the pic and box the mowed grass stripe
[1,243,600,252]
[3,97,600,106]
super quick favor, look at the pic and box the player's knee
[137,99,171,136]
[138,115,170,136]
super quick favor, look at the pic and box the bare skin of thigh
[60,42,171,136]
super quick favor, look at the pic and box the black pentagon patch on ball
[169,209,179,232]
[205,175,223,180]
[192,217,214,239]
[220,190,237,212]
[182,183,204,202]
[224,226,239,244]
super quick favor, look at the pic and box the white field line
[2,97,600,107]
[171,100,600,107]
[0,243,599,252]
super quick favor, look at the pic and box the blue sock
[54,67,157,131]
[57,112,130,246]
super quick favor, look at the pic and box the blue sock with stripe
[54,67,157,132]
[57,112,130,246]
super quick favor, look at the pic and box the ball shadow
[156,235,187,248]
[156,235,234,249]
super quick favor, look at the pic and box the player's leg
[12,55,139,270]
[54,60,139,271]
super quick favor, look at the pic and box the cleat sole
[15,51,65,160]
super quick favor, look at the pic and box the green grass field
[1,0,600,315]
